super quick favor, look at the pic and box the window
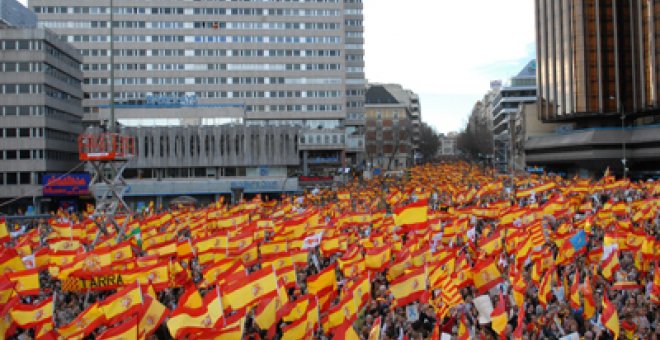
[19,150,30,159]
[5,129,16,137]
[19,172,31,185]
[6,173,17,185]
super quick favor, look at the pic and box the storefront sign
[42,173,91,196]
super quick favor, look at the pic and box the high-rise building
[491,60,537,172]
[0,0,84,212]
[364,83,421,170]
[529,0,660,176]
[30,0,366,168]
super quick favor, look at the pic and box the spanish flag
[457,313,469,340]
[307,263,337,295]
[601,294,620,340]
[9,296,53,329]
[0,281,15,305]
[178,286,204,309]
[6,268,40,296]
[0,218,9,243]
[221,266,278,311]
[100,283,143,323]
[324,293,358,333]
[367,316,382,340]
[281,295,312,323]
[490,291,508,338]
[601,250,621,281]
[139,295,169,339]
[538,269,554,308]
[365,245,391,272]
[56,302,105,339]
[394,199,428,226]
[471,257,503,295]
[96,316,138,340]
[0,250,26,276]
[332,322,360,340]
[582,274,596,319]
[569,270,581,310]
[282,312,316,340]
[390,268,426,308]
[254,293,282,335]
[652,262,660,305]
[512,306,525,339]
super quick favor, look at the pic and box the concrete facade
[365,84,421,170]
[29,0,366,167]
[0,26,83,206]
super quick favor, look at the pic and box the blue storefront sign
[42,173,91,196]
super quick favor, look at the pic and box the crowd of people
[0,162,658,340]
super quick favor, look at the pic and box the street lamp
[621,113,627,179]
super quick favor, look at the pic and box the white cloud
[364,0,536,132]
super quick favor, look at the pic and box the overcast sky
[363,0,536,133]
[20,0,535,133]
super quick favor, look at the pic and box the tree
[417,122,440,163]
[457,117,493,159]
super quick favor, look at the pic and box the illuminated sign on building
[42,173,91,196]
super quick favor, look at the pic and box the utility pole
[108,0,115,132]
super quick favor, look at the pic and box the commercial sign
[42,173,91,196]
[299,176,333,183]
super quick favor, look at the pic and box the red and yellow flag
[601,294,620,340]
[390,268,426,308]
[307,263,337,295]
[56,302,105,339]
[582,275,596,319]
[9,296,53,329]
[471,257,503,295]
[491,291,508,337]
[139,295,169,339]
[393,199,428,226]
[6,268,40,296]
[222,266,278,310]
[97,317,138,340]
[570,270,581,310]
[100,282,143,322]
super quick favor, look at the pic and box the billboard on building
[42,173,91,196]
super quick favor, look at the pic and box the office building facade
[30,0,366,169]
[529,0,660,176]
[0,0,84,212]
[491,60,537,172]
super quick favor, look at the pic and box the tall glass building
[30,0,365,168]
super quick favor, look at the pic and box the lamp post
[108,0,115,132]
[621,112,627,179]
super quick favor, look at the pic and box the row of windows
[246,119,340,129]
[44,43,80,69]
[0,172,33,186]
[0,106,81,123]
[41,20,340,31]
[194,35,341,43]
[0,128,76,142]
[0,150,46,161]
[82,63,342,72]
[85,90,342,102]
[0,40,79,69]
[0,39,41,50]
[246,104,342,112]
[35,6,340,16]
[80,48,341,58]
[67,35,342,44]
[0,128,42,138]
[1,62,81,86]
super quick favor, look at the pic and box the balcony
[299,129,345,150]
